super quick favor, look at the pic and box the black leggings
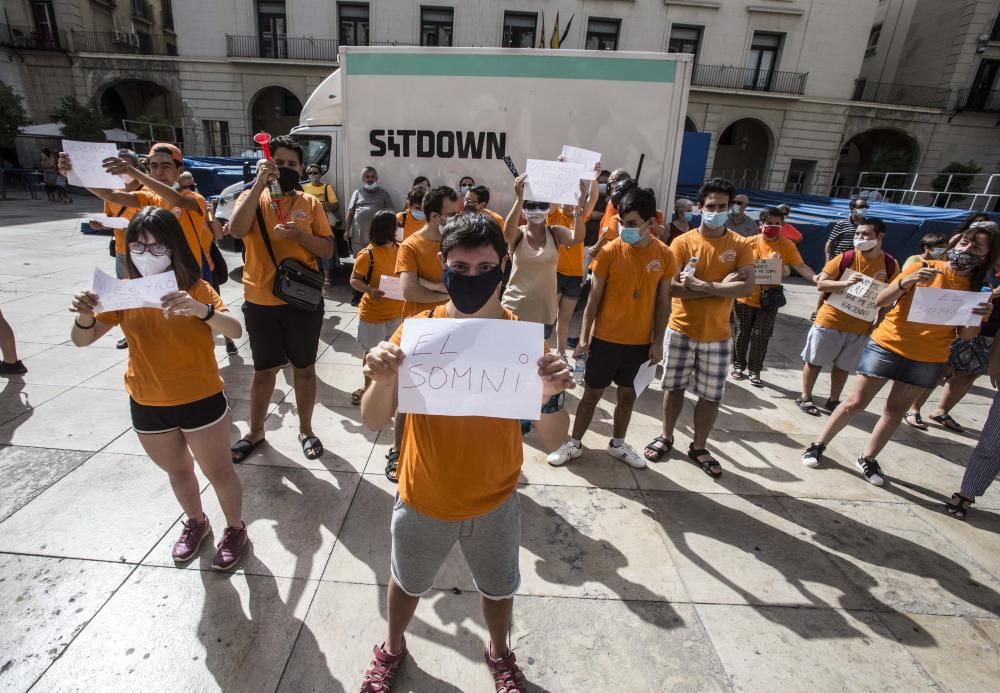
[731,302,778,373]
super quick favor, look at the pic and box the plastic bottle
[680,256,698,279]
[573,354,587,385]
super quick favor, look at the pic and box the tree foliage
[53,96,109,141]
[0,81,29,147]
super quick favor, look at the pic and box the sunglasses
[523,202,549,211]
[128,241,171,256]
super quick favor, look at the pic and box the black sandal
[385,449,400,484]
[945,493,974,520]
[904,411,928,430]
[795,397,822,417]
[688,447,722,478]
[300,435,324,460]
[930,414,965,433]
[231,437,263,464]
[644,436,673,462]
[748,372,764,387]
[730,368,746,381]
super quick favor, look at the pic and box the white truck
[289,45,693,217]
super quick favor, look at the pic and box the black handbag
[255,208,324,311]
[209,242,228,286]
[760,285,787,310]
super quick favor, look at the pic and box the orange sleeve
[782,242,804,267]
[821,255,843,279]
[736,237,755,266]
[670,236,688,268]
[354,250,371,277]
[593,243,613,280]
[605,216,619,241]
[95,310,123,326]
[663,246,680,278]
[396,242,416,275]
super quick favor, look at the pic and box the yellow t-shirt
[668,230,755,342]
[871,259,972,363]
[815,251,900,335]
[95,280,227,406]
[301,181,338,207]
[390,305,523,522]
[395,232,447,318]
[738,235,804,309]
[354,243,404,324]
[237,189,334,306]
[593,238,677,345]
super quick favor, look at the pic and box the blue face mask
[702,211,729,229]
[683,211,695,223]
[620,226,643,245]
[411,209,426,221]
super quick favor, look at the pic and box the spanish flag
[550,12,560,49]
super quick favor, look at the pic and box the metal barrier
[0,169,44,200]
[830,170,1000,209]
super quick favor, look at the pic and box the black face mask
[442,263,504,315]
[277,166,302,193]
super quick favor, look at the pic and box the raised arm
[228,160,275,239]
[504,173,527,248]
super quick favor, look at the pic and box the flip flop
[930,414,964,433]
[231,437,263,464]
[300,435,324,460]
[904,411,928,431]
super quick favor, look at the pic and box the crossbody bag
[255,206,324,311]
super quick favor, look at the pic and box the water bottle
[573,353,587,385]
[680,256,698,279]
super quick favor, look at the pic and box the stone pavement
[1,198,999,692]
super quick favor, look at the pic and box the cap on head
[148,142,183,165]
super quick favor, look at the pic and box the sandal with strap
[688,447,722,478]
[385,448,400,484]
[930,413,965,433]
[730,368,746,381]
[904,411,928,430]
[795,397,822,417]
[644,435,673,462]
[351,387,367,405]
[748,372,764,387]
[945,492,974,520]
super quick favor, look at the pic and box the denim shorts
[856,340,945,389]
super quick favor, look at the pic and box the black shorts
[243,300,324,371]
[557,272,584,299]
[584,337,651,390]
[130,392,229,435]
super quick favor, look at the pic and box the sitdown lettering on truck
[369,130,507,159]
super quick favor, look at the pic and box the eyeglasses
[128,241,171,256]
[523,202,549,211]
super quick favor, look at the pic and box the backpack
[351,247,375,307]
[821,249,898,304]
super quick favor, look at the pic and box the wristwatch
[199,303,215,321]
[541,392,566,414]
[572,207,585,218]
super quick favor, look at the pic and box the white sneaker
[605,441,647,469]
[856,456,886,486]
[547,440,583,466]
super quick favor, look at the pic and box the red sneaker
[172,515,211,563]
[485,648,527,693]
[361,641,406,692]
[211,523,248,571]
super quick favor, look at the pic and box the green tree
[931,161,983,207]
[53,95,109,141]
[0,81,29,148]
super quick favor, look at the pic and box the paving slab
[0,386,131,451]
[0,446,92,522]
[0,554,131,692]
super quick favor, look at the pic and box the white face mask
[854,238,877,252]
[129,251,172,277]
[364,182,378,191]
[523,209,549,224]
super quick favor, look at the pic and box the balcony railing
[692,64,808,96]
[72,30,176,56]
[956,87,1000,113]
[0,23,64,50]
[225,35,416,61]
[852,79,952,109]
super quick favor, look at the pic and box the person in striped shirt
[825,197,870,261]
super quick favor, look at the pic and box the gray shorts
[390,492,521,600]
[801,325,868,373]
[357,317,401,351]
[115,252,127,280]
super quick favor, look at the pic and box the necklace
[627,244,649,298]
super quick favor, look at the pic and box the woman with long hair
[70,207,248,570]
[802,223,1000,486]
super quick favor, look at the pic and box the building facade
[2,0,998,202]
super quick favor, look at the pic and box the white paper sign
[89,214,130,229]
[633,360,660,397]
[377,275,404,301]
[827,270,888,323]
[560,145,601,179]
[909,287,988,327]
[397,318,544,420]
[62,140,123,189]
[523,159,587,206]
[754,257,783,285]
[91,267,178,312]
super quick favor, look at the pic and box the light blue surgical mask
[683,211,695,223]
[620,226,643,245]
[702,211,729,230]
[411,209,426,221]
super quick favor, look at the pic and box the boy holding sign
[797,219,899,417]
[731,208,817,386]
[802,224,1000,486]
[359,213,572,692]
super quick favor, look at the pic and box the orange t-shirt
[395,232,447,318]
[593,238,677,345]
[237,189,333,306]
[738,235,804,309]
[103,199,141,255]
[669,230,755,342]
[815,251,900,335]
[871,260,972,363]
[396,210,424,240]
[133,190,214,272]
[391,305,523,521]
[545,208,585,277]
[95,280,227,406]
[590,210,665,271]
[354,243,404,324]
[485,208,506,229]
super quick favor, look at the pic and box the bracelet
[199,304,215,322]
[897,278,908,292]
[74,316,96,329]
